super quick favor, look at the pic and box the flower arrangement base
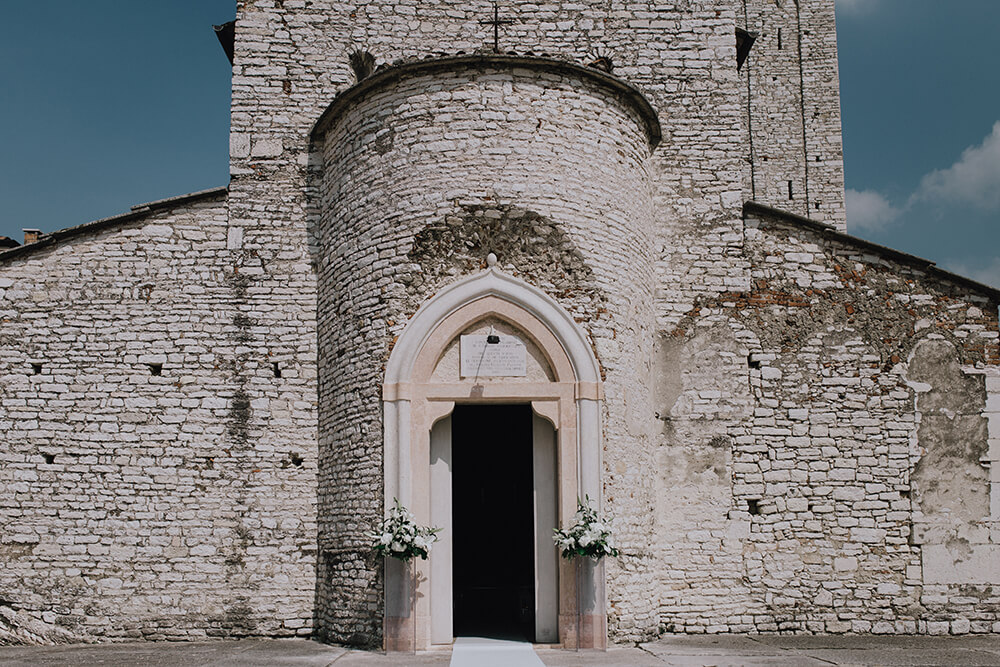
[383,557,416,653]
[575,557,607,651]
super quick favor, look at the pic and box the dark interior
[452,403,535,641]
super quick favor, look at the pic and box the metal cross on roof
[480,1,515,53]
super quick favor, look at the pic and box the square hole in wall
[148,363,163,376]
[31,363,42,375]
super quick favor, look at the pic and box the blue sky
[837,0,1000,289]
[1,1,998,288]
[0,1,234,236]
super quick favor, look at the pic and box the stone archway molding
[384,259,602,386]
[381,258,606,650]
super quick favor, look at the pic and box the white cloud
[845,187,900,233]
[914,121,1000,211]
[846,122,1000,237]
[941,257,1000,290]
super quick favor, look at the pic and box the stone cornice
[311,54,662,149]
[0,187,228,265]
[744,201,1000,303]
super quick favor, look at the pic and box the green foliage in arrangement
[553,496,620,560]
[371,499,440,561]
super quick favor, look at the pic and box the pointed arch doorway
[382,263,606,651]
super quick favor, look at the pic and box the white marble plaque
[460,335,527,377]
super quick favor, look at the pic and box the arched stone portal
[381,262,606,650]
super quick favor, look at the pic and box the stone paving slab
[640,636,831,667]
[534,647,673,665]
[0,639,347,667]
[332,648,451,665]
[639,657,832,667]
[799,647,1000,667]
[3,636,1000,667]
[643,635,1000,667]
[641,635,797,656]
[750,634,1000,649]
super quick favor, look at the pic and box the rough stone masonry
[1,0,999,648]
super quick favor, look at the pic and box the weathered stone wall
[654,205,1000,634]
[227,1,754,643]
[0,193,319,643]
[7,0,996,648]
[227,0,756,318]
[797,0,847,230]
[313,57,659,643]
[221,0,947,644]
[739,0,847,230]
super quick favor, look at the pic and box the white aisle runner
[449,637,545,667]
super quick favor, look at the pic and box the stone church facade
[2,0,999,648]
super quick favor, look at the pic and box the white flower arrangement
[371,499,440,561]
[552,496,620,560]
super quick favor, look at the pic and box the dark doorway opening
[452,403,535,641]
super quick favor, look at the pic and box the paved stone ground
[2,635,1000,666]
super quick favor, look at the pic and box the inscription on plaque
[460,335,527,377]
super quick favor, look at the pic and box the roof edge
[0,187,228,264]
[743,201,1000,303]
[311,54,662,149]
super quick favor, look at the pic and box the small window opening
[273,362,282,378]
[31,363,42,375]
[815,155,821,162]
[900,489,910,499]
[787,180,794,199]
[747,354,761,369]
[43,454,55,464]
[735,28,758,70]
[148,363,163,376]
[777,28,783,50]
[290,453,304,467]
[747,499,761,516]
[815,202,821,210]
